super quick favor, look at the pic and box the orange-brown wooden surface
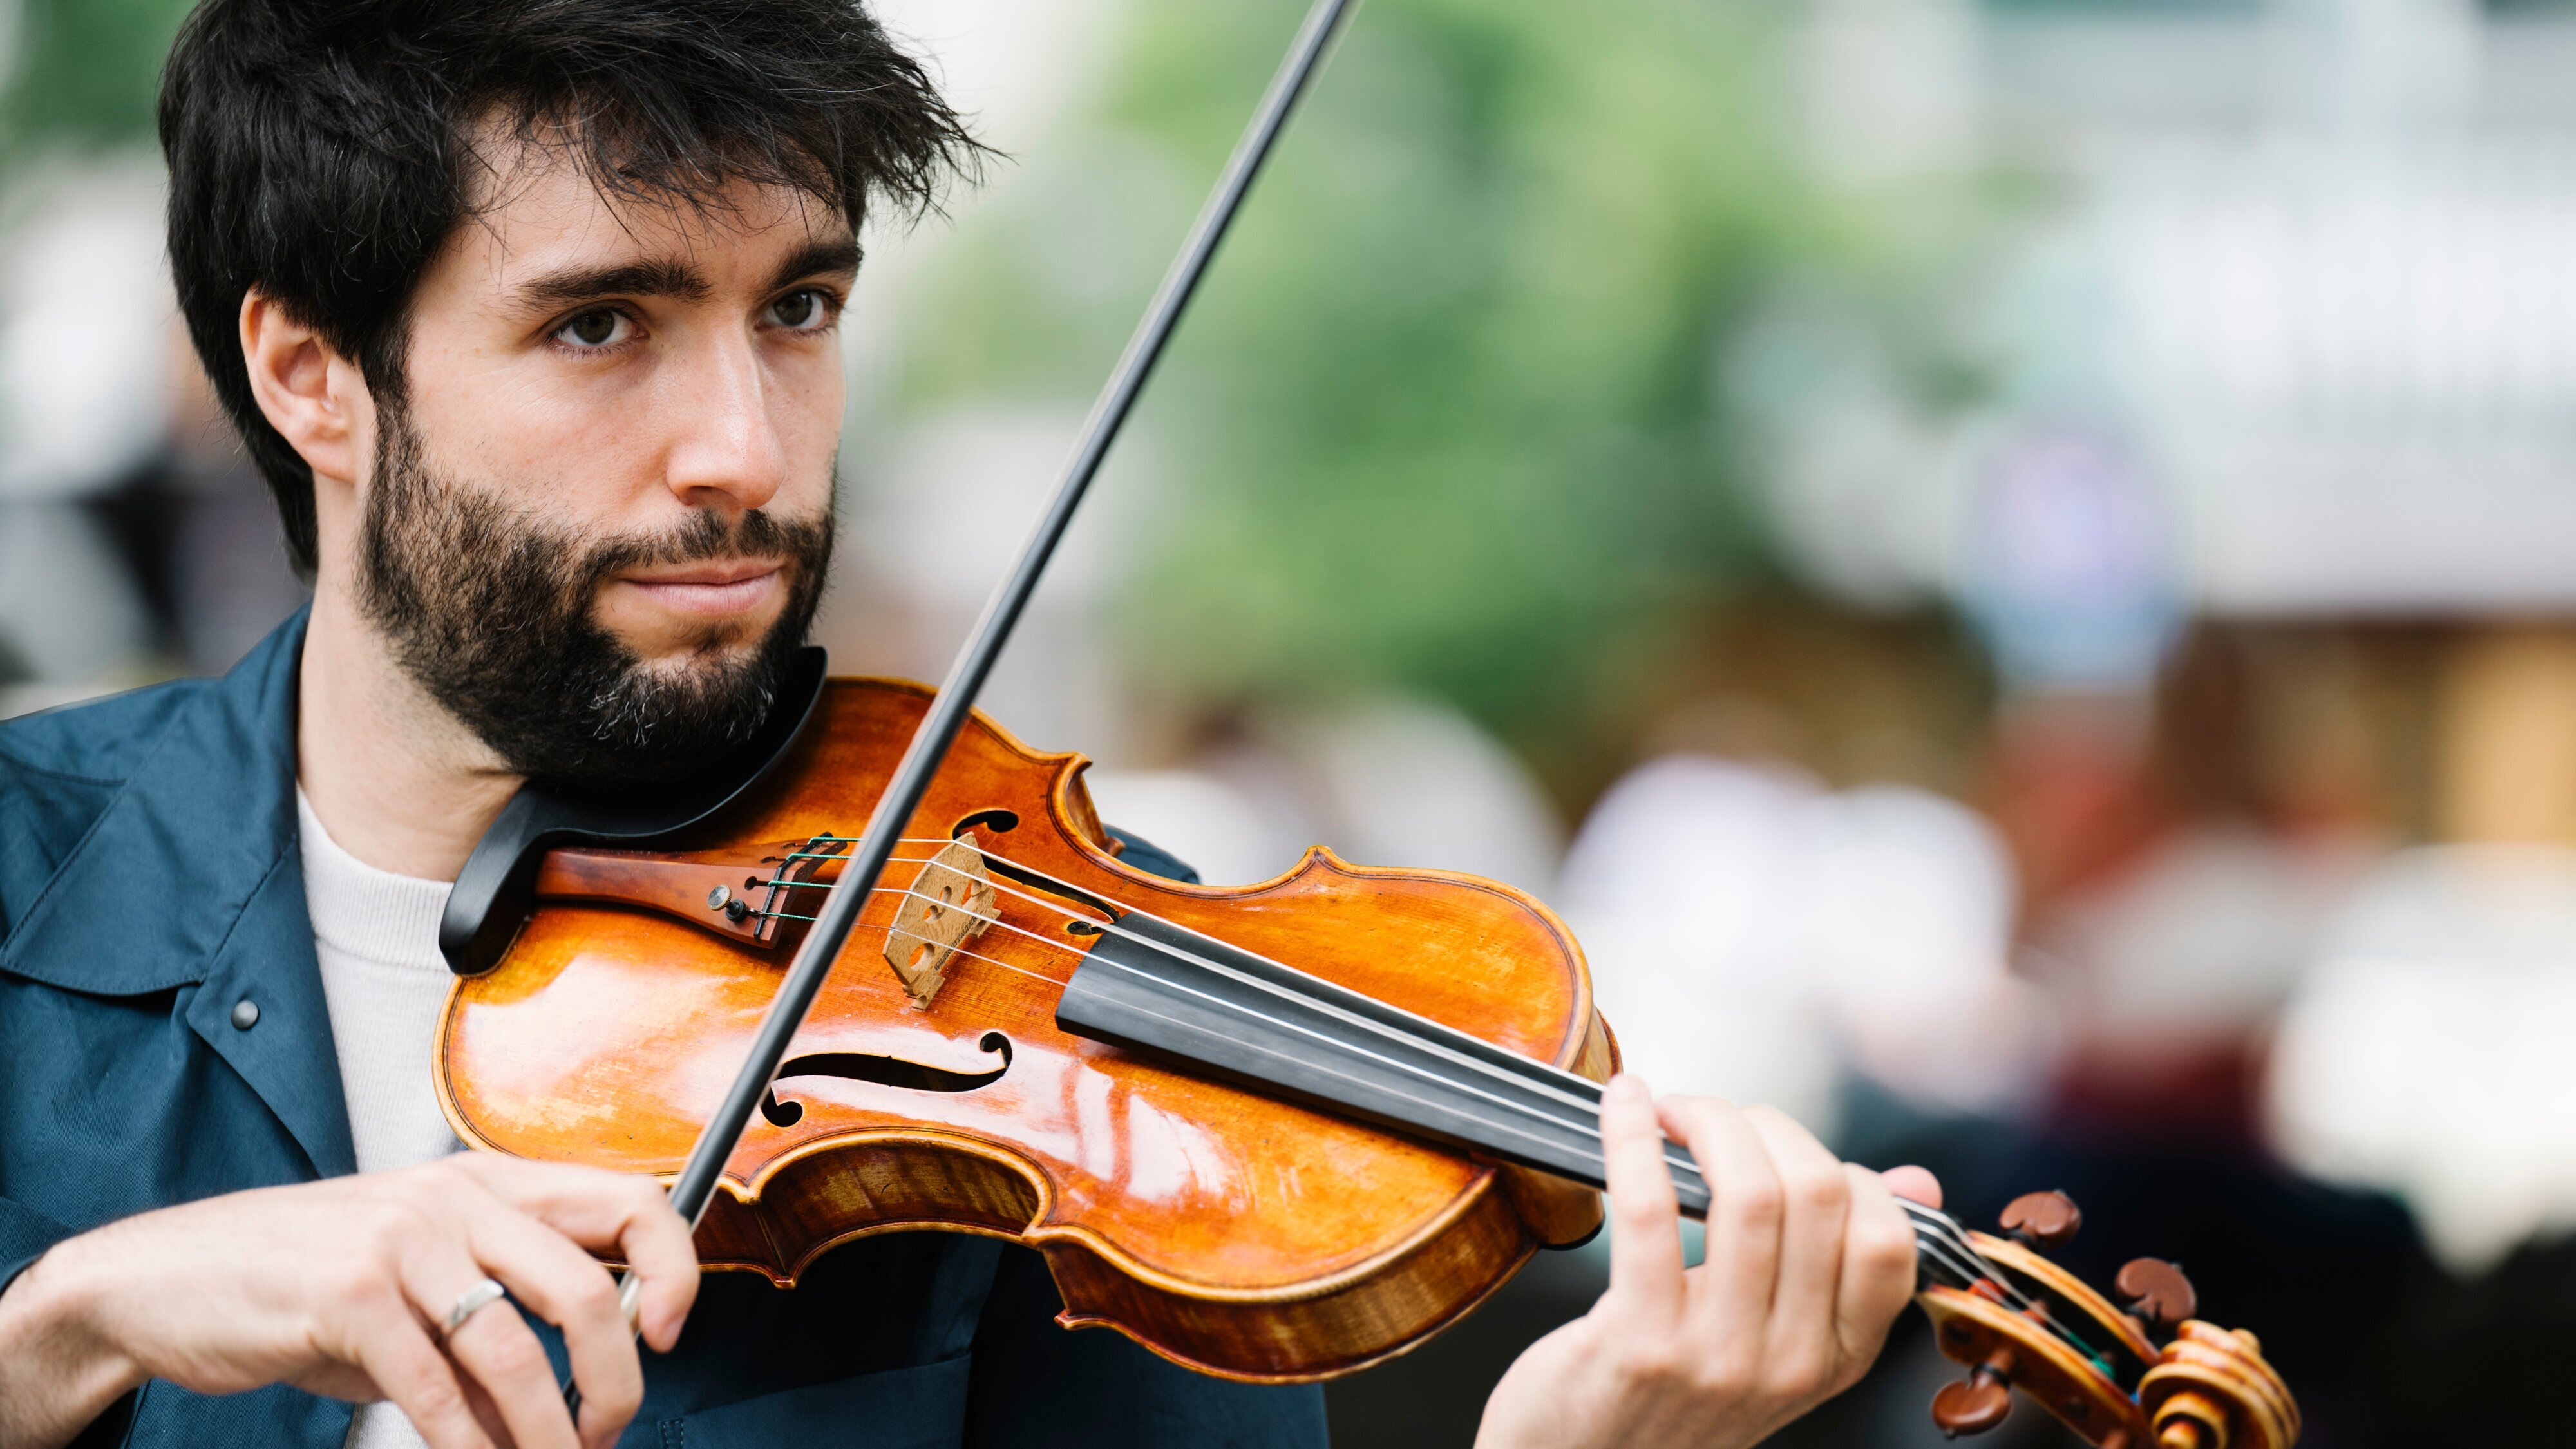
[532,848,781,947]
[436,677,1608,1379]
[1970,1231,2161,1369]
[2139,1323,2301,1449]
[1919,1285,2149,1448]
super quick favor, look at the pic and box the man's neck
[297,583,524,882]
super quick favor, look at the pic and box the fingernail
[1606,1073,1651,1105]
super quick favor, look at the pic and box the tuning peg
[1930,1358,2014,1439]
[2117,1257,2198,1331]
[1999,1190,2082,1251]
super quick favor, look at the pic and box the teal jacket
[0,612,1326,1448]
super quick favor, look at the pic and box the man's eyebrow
[508,238,857,313]
[766,236,861,291]
[515,258,711,309]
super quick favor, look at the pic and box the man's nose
[661,329,788,515]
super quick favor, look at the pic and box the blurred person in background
[0,3,1944,1448]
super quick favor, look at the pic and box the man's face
[353,145,855,781]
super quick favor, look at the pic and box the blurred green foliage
[3,0,194,147]
[904,0,1919,778]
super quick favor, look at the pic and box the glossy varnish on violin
[436,676,1610,1381]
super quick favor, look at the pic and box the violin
[432,661,2297,1445]
[437,665,1611,1381]
[432,0,2300,1440]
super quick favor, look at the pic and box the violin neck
[1052,913,1966,1282]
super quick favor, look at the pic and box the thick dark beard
[354,404,832,785]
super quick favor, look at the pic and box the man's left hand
[1477,1075,1937,1449]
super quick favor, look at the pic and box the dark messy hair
[159,0,980,575]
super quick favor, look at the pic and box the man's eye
[555,309,630,348]
[770,289,831,330]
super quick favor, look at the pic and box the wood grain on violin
[436,676,1609,1381]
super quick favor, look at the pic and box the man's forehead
[451,133,854,299]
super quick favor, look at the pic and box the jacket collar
[0,609,355,1177]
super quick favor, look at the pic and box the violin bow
[576,0,1365,1370]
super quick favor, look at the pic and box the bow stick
[569,0,1364,1398]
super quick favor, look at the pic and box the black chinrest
[438,646,829,976]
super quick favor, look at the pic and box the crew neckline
[294,788,451,963]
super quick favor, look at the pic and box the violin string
[857,846,1929,1274]
[788,860,1658,1158]
[861,880,1099,965]
[781,851,2050,1305]
[813,880,2060,1339]
[886,891,2016,1300]
[870,841,1642,1151]
[768,864,1831,1238]
[744,878,1094,983]
[810,851,1777,1179]
[727,897,1076,986]
[844,897,2067,1351]
[873,846,2033,1287]
[788,853,1694,1172]
[841,846,1630,1121]
[1049,976,2050,1336]
[708,849,1099,983]
[753,841,2068,1343]
[814,856,1999,1253]
[1900,1212,1994,1291]
[860,864,1677,1155]
[858,921,1072,989]
[773,870,1900,1271]
[939,881,2075,1342]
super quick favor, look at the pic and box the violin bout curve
[656,1090,1609,1381]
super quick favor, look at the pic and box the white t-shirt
[297,790,462,1449]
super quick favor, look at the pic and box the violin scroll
[1915,1192,2298,1448]
[2138,1323,2298,1449]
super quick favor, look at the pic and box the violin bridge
[882,831,998,1009]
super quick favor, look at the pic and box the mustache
[572,506,833,589]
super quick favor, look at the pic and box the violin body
[437,676,1609,1381]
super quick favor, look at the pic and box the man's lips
[615,561,785,616]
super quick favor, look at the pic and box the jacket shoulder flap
[0,681,210,943]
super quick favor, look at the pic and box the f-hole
[760,1032,1013,1128]
[947,810,1122,923]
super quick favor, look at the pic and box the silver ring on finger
[440,1278,507,1340]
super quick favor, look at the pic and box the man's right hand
[0,1155,697,1449]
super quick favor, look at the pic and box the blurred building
[1762,0,2576,616]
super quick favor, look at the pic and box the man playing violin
[0,3,1942,1446]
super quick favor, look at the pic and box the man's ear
[239,289,371,488]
